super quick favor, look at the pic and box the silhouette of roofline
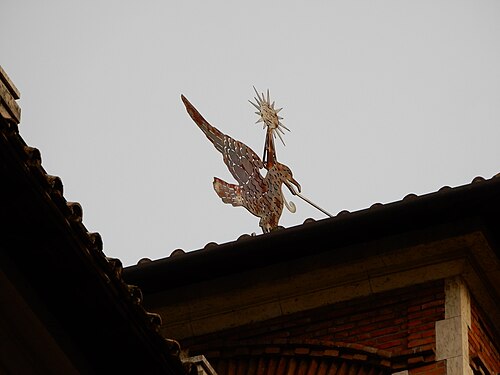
[124,174,500,292]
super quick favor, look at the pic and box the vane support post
[295,192,333,218]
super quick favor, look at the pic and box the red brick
[349,311,377,322]
[309,350,324,357]
[377,339,403,349]
[416,321,435,331]
[376,332,407,344]
[469,298,500,373]
[264,346,280,354]
[181,280,448,363]
[340,353,353,360]
[380,359,391,367]
[407,319,423,327]
[408,305,421,313]
[421,300,444,310]
[408,356,425,364]
[352,353,368,361]
[333,331,349,338]
[408,332,422,341]
[294,347,310,355]
[323,349,339,357]
[370,312,397,323]
[356,323,379,333]
[306,359,319,375]
[410,362,445,375]
[421,329,435,338]
[423,353,435,362]
[358,340,377,347]
[370,326,399,337]
[328,323,355,333]
[408,321,435,331]
[408,337,435,348]
[408,311,424,320]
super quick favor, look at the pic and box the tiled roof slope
[0,104,190,372]
[125,172,500,293]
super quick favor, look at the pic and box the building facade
[125,172,500,374]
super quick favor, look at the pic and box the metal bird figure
[181,94,301,233]
[250,87,334,219]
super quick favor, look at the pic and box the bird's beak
[284,177,301,196]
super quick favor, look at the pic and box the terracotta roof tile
[472,176,485,183]
[302,218,317,224]
[402,193,418,201]
[170,249,186,257]
[204,241,219,250]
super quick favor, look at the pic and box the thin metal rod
[296,193,333,218]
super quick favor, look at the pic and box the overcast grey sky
[3,1,500,266]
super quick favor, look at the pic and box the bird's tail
[213,177,244,207]
[181,94,225,154]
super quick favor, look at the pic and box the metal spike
[253,86,259,99]
[256,118,263,124]
[266,89,270,103]
[254,86,264,103]
[276,130,286,146]
[280,123,291,132]
[276,108,283,113]
[253,86,262,104]
[271,101,275,109]
[249,100,260,110]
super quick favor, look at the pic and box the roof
[124,172,500,293]
[0,72,189,373]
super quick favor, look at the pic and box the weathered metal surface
[249,87,289,170]
[182,92,300,233]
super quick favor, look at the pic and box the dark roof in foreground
[0,114,189,373]
[124,172,500,293]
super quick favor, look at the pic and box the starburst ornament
[249,86,290,145]
[249,87,290,170]
[249,87,333,220]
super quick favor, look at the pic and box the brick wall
[184,280,446,374]
[469,296,500,374]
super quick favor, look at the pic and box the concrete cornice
[148,231,499,341]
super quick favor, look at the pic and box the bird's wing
[181,95,266,195]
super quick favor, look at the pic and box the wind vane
[181,87,332,233]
